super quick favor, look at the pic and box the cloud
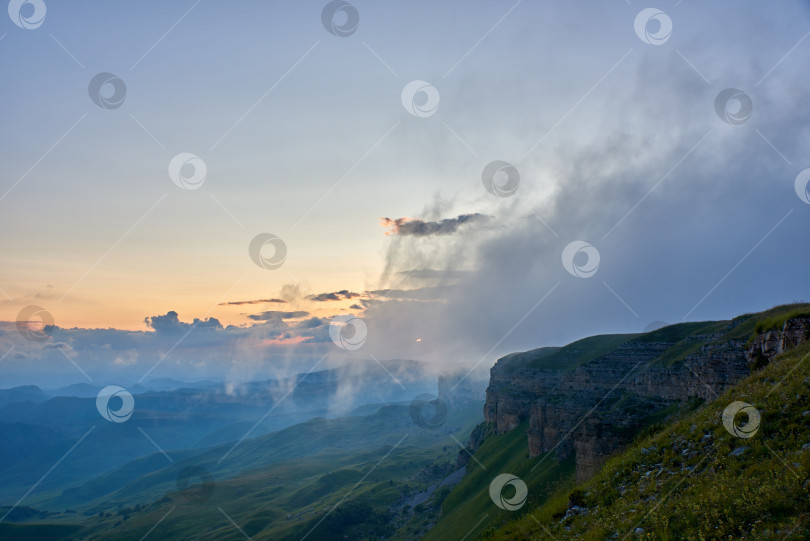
[349,24,810,379]
[294,317,327,329]
[144,311,223,334]
[0,310,333,387]
[219,298,287,306]
[279,283,305,303]
[114,349,138,366]
[368,286,453,301]
[247,310,309,322]
[397,269,470,280]
[380,213,490,236]
[42,342,74,354]
[306,290,361,302]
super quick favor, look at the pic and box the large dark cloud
[380,213,490,236]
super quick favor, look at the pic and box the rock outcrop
[484,316,809,482]
[746,317,810,367]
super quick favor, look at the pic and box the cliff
[482,307,810,482]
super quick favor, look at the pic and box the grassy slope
[0,523,82,541]
[498,303,810,376]
[424,304,810,540]
[72,442,459,540]
[423,421,576,541]
[489,342,810,540]
[651,303,810,367]
[498,333,640,373]
[31,401,469,513]
[31,400,484,540]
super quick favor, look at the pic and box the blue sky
[1,1,809,386]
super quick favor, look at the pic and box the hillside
[483,304,810,482]
[424,304,810,539]
[489,340,810,539]
[0,399,485,540]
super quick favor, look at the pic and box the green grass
[647,320,731,367]
[0,523,82,540]
[729,303,810,341]
[42,400,485,540]
[632,321,718,344]
[423,421,576,541]
[499,304,810,372]
[754,307,810,335]
[488,342,810,540]
[500,334,640,373]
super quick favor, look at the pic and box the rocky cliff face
[746,317,810,367]
[483,317,809,482]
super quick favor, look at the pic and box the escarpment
[482,311,810,482]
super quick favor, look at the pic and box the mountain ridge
[481,304,810,482]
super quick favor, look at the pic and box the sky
[1,0,809,387]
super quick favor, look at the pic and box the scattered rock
[634,527,645,536]
[802,443,810,452]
